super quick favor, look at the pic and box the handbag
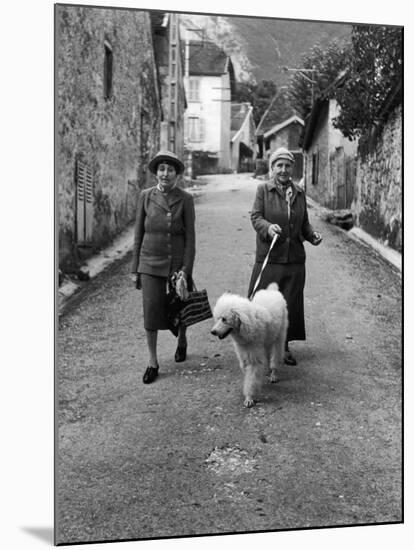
[178,283,213,327]
[166,279,182,336]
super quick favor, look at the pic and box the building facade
[182,40,235,175]
[56,6,186,271]
[230,102,256,172]
[302,97,357,209]
[151,12,187,159]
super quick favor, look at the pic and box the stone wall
[353,104,402,252]
[56,5,162,271]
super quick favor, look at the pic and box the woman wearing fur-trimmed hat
[131,150,196,384]
[247,147,322,365]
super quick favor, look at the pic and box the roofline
[301,97,328,150]
[263,115,304,140]
[231,105,254,143]
[302,69,348,150]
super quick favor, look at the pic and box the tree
[332,25,403,140]
[233,79,277,126]
[287,40,350,120]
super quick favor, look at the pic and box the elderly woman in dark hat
[131,150,195,384]
[247,147,322,365]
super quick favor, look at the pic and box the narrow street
[56,173,402,544]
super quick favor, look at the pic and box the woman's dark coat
[131,186,195,277]
[251,180,315,264]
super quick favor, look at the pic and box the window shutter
[76,160,94,245]
[76,162,85,244]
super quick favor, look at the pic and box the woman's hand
[268,224,282,238]
[175,270,189,300]
[311,232,322,246]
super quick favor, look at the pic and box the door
[345,156,356,208]
[334,147,346,209]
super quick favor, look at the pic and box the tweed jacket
[251,179,315,264]
[131,186,195,277]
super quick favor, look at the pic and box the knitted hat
[148,150,185,175]
[268,147,294,171]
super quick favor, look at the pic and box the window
[104,41,113,99]
[188,117,205,142]
[312,151,319,185]
[188,79,200,102]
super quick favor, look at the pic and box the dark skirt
[141,274,169,330]
[248,262,306,341]
[140,273,194,331]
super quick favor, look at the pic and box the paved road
[56,173,402,544]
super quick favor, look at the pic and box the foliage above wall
[332,25,403,140]
[287,40,350,121]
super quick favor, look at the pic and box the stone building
[302,72,402,252]
[352,81,402,252]
[302,71,358,209]
[56,6,186,272]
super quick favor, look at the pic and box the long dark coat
[248,179,316,342]
[131,186,195,278]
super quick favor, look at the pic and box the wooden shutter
[76,160,94,245]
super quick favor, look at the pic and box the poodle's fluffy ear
[231,307,256,342]
[229,309,241,331]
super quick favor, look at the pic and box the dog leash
[249,233,279,299]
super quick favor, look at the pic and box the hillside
[180,13,352,84]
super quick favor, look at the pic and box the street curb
[307,197,401,274]
[58,225,135,315]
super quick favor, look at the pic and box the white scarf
[157,181,177,193]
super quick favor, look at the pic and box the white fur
[211,283,288,407]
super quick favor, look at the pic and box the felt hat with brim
[148,150,185,175]
[269,147,294,170]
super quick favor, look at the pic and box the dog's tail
[266,282,279,292]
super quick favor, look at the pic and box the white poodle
[211,283,288,407]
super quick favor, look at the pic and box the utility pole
[281,66,317,107]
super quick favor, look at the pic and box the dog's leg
[269,343,280,383]
[243,364,258,407]
[243,353,266,407]
[270,309,288,383]
[232,344,255,406]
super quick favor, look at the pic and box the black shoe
[143,366,159,384]
[284,351,297,366]
[174,345,187,362]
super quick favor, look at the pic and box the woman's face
[156,162,178,191]
[272,159,293,184]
